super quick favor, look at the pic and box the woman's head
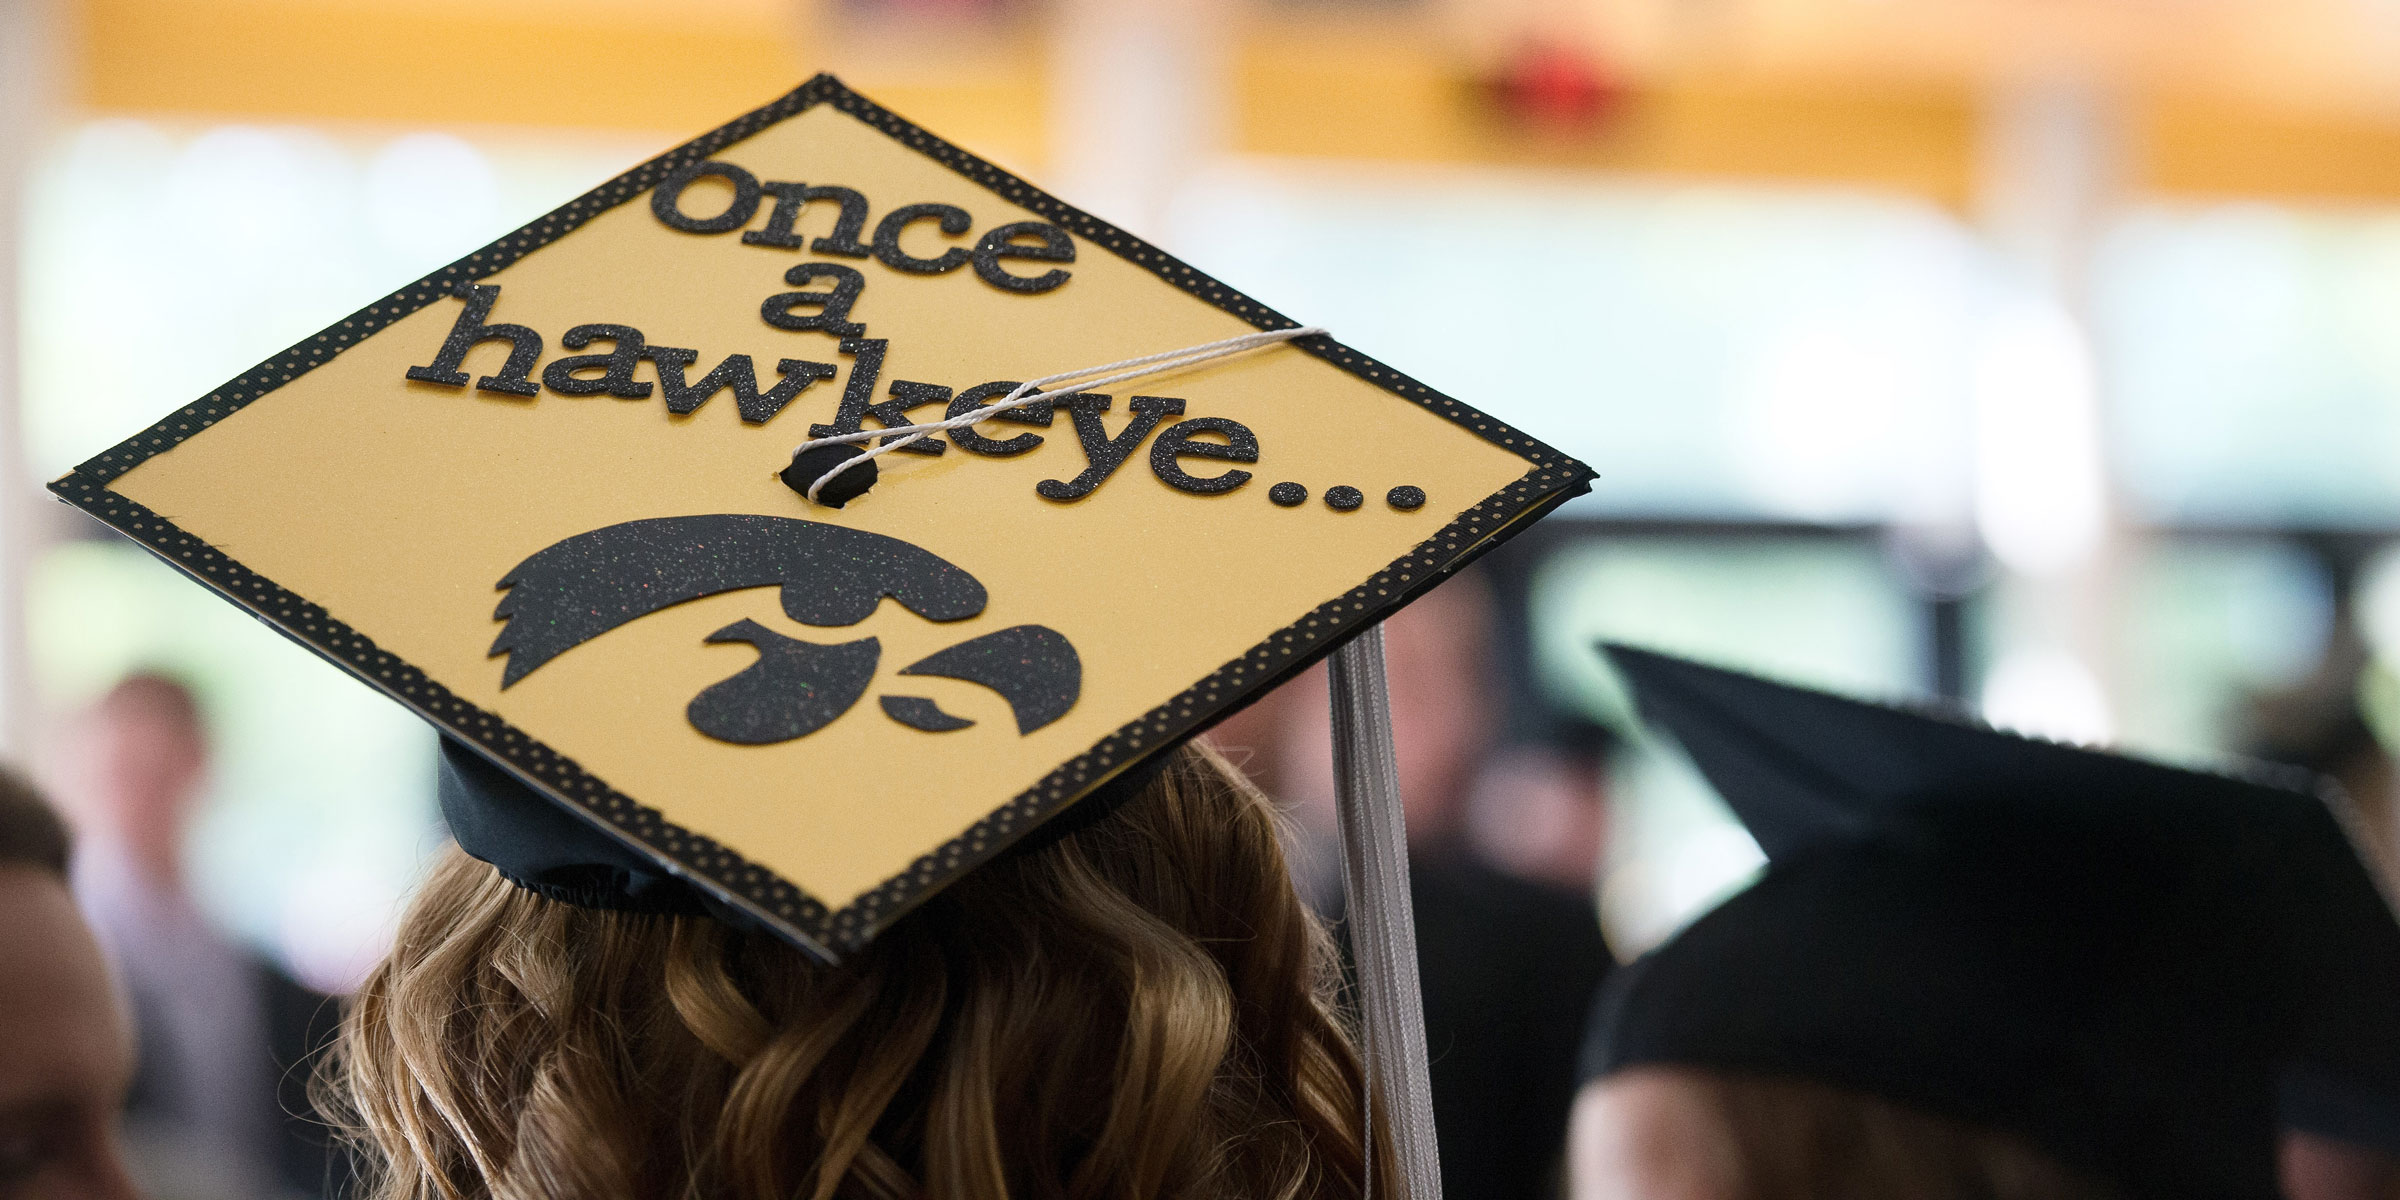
[1569,1067,2121,1200]
[1589,645,2400,1199]
[1578,835,2290,1199]
[329,742,1366,1200]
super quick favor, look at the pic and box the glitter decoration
[490,513,986,685]
[688,622,880,744]
[1036,395,1181,501]
[653,350,836,423]
[1387,485,1426,511]
[944,382,1051,456]
[856,379,954,455]
[403,283,543,396]
[759,263,867,337]
[649,159,762,233]
[1149,416,1258,495]
[972,221,1076,293]
[872,202,975,273]
[1325,486,1364,511]
[804,346,994,458]
[802,185,875,256]
[1270,482,1308,507]
[742,182,872,256]
[900,625,1083,735]
[542,324,654,398]
[882,696,975,732]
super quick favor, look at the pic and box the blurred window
[21,120,654,987]
[28,541,436,991]
[1172,161,1994,952]
[22,119,655,481]
[1524,530,1924,954]
[2094,204,2400,527]
[1166,162,1983,523]
[2109,538,2335,759]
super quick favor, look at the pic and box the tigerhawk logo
[489,514,1080,745]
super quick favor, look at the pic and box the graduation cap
[56,75,1585,1198]
[1583,644,2400,1198]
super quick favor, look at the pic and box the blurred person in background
[54,673,342,1200]
[2246,641,2400,1196]
[1466,716,1616,894]
[2247,635,2400,885]
[1575,647,2400,1200]
[0,760,140,1200]
[1211,570,1616,1200]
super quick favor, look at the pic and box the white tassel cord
[1330,625,1445,1200]
[786,325,1327,504]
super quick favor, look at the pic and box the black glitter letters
[740,182,814,249]
[857,380,953,455]
[405,283,543,397]
[1148,416,1257,494]
[644,347,836,423]
[742,184,873,256]
[760,263,868,337]
[970,222,1075,293]
[542,325,653,398]
[816,343,945,453]
[1036,395,1182,502]
[666,165,1073,299]
[945,381,1051,456]
[798,185,872,257]
[650,160,762,234]
[871,203,973,274]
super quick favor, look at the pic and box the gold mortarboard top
[52,76,1591,966]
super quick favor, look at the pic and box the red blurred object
[1487,40,1626,130]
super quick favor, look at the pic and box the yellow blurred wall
[66,0,1051,167]
[54,0,2400,209]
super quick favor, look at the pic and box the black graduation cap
[1583,644,2400,1199]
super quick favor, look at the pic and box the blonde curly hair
[323,742,1369,1200]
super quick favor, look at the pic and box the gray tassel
[1329,625,1444,1200]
